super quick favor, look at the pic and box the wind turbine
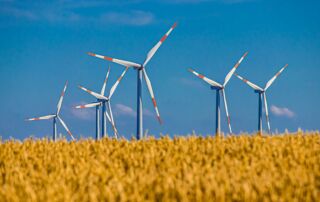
[234,64,288,135]
[75,66,128,139]
[26,81,75,141]
[87,22,177,140]
[188,52,248,136]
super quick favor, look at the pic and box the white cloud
[70,102,96,120]
[179,77,205,88]
[60,0,143,8]
[0,7,37,20]
[165,0,209,3]
[219,0,256,4]
[143,108,154,117]
[0,3,82,23]
[115,103,136,117]
[0,0,254,25]
[270,105,295,118]
[100,11,154,26]
[114,103,153,117]
[0,1,154,25]
[159,0,255,4]
[43,11,81,23]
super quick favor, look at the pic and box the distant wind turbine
[26,81,75,141]
[87,22,177,140]
[188,52,248,136]
[234,64,288,135]
[76,66,128,139]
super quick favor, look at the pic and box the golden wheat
[0,133,319,202]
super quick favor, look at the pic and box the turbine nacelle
[254,90,265,94]
[87,22,178,132]
[234,64,289,134]
[26,81,75,141]
[188,52,249,135]
[98,98,108,102]
[78,85,109,101]
[76,68,123,139]
[210,86,223,90]
[133,65,144,70]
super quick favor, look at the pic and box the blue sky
[0,0,319,139]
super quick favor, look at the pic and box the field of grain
[0,132,319,201]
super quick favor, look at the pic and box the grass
[0,132,319,201]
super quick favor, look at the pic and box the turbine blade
[108,67,129,99]
[107,101,118,139]
[264,64,288,90]
[87,52,141,68]
[57,116,75,140]
[57,81,68,115]
[263,92,271,133]
[107,101,115,129]
[104,110,119,139]
[142,22,177,67]
[78,85,109,100]
[223,52,248,87]
[221,89,232,134]
[75,102,101,109]
[101,66,110,95]
[142,69,162,124]
[234,73,263,91]
[188,68,222,88]
[26,114,56,121]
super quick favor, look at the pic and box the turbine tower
[76,66,128,139]
[26,81,75,141]
[234,64,288,135]
[87,22,177,140]
[188,52,248,136]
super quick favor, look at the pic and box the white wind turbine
[234,64,288,135]
[188,52,248,136]
[75,66,128,140]
[87,22,177,140]
[26,81,75,141]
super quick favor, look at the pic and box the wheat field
[0,132,319,201]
